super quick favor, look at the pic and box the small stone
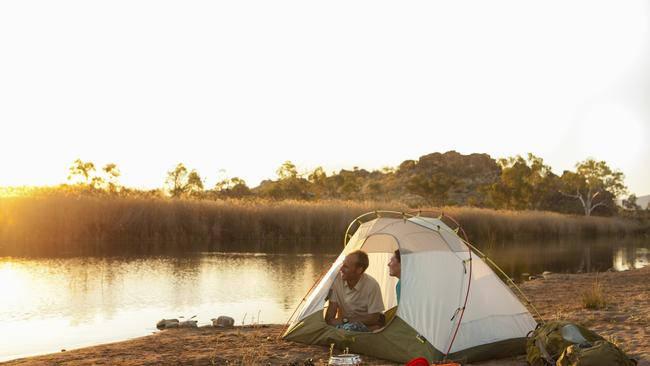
[178,320,198,328]
[212,316,235,328]
[156,318,179,330]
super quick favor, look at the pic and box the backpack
[556,340,637,366]
[526,322,603,365]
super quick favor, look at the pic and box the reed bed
[0,195,643,256]
[444,206,638,242]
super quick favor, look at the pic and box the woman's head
[388,249,401,278]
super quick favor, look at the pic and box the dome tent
[282,211,538,364]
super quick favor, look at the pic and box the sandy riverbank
[3,266,649,366]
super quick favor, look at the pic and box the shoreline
[2,266,649,366]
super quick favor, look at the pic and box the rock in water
[212,316,235,328]
[179,320,198,328]
[156,318,180,330]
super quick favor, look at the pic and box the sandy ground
[3,266,648,366]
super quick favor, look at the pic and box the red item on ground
[405,359,462,366]
[405,357,429,366]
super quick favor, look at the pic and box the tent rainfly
[282,212,538,364]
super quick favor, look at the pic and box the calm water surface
[1,238,648,361]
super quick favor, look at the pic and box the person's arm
[325,301,342,325]
[349,312,383,326]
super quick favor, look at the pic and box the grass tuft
[582,275,607,310]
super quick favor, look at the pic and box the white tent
[283,213,538,363]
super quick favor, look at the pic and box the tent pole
[443,241,473,360]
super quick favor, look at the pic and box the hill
[254,151,501,206]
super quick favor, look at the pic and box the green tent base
[283,311,527,364]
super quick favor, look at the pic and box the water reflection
[475,237,650,280]
[0,253,334,361]
[613,247,649,271]
[0,237,649,361]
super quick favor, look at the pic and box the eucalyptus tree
[103,163,121,192]
[560,158,627,216]
[165,163,204,198]
[487,153,557,210]
[214,176,250,197]
[67,159,96,186]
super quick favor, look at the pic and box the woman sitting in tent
[388,249,401,304]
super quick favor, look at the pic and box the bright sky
[1,1,648,195]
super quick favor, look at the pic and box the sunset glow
[1,1,649,364]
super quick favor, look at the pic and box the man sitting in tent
[325,250,385,332]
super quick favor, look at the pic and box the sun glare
[0,261,26,295]
[0,186,31,198]
[0,186,57,198]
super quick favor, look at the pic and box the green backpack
[526,321,603,366]
[556,340,637,366]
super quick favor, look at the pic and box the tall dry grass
[0,196,401,255]
[0,195,643,256]
[443,206,639,242]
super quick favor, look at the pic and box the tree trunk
[584,187,592,216]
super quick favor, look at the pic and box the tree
[67,159,124,192]
[365,181,384,198]
[406,172,455,206]
[330,169,369,199]
[560,158,627,216]
[487,153,557,210]
[68,159,96,186]
[164,163,203,198]
[103,163,121,193]
[308,166,327,185]
[261,161,312,199]
[166,163,188,197]
[215,177,250,197]
[276,161,298,180]
[622,194,640,210]
[214,178,231,192]
[186,171,204,196]
[90,175,105,190]
[228,177,250,197]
